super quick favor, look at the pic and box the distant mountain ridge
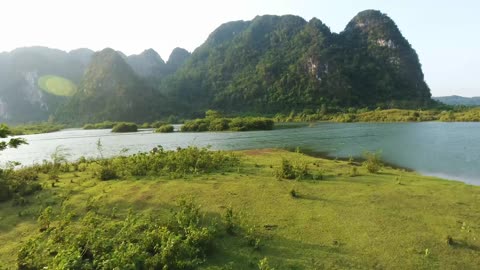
[55,48,174,123]
[0,46,189,123]
[434,95,480,106]
[0,10,434,124]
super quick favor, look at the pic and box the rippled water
[1,122,479,185]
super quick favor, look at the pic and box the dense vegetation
[1,147,479,269]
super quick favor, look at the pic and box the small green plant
[223,207,236,235]
[96,139,104,159]
[290,187,299,198]
[245,225,262,250]
[445,235,454,246]
[363,151,383,173]
[349,167,359,177]
[50,145,70,169]
[275,159,310,180]
[258,257,274,270]
[37,206,53,231]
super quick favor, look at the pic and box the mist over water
[1,122,479,185]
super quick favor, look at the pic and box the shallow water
[1,122,479,185]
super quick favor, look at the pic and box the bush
[155,124,174,133]
[181,119,209,132]
[98,166,118,180]
[0,167,42,203]
[209,118,230,131]
[111,123,138,133]
[275,159,309,180]
[229,117,274,132]
[363,151,382,173]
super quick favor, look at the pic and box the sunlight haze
[0,0,478,96]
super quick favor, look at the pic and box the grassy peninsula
[1,147,479,269]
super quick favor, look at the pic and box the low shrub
[363,151,383,173]
[111,122,138,133]
[98,166,118,180]
[275,159,309,180]
[155,124,174,133]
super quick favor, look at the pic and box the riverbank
[275,108,480,123]
[1,148,479,269]
[7,108,480,136]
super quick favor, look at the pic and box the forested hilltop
[0,10,434,124]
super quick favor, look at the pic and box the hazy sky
[0,0,478,97]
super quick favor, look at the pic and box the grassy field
[38,75,77,97]
[0,149,479,269]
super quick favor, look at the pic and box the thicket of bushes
[0,167,42,204]
[181,111,274,132]
[95,146,239,179]
[18,200,217,269]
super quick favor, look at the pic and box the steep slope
[166,47,191,73]
[338,10,431,107]
[127,48,166,78]
[56,48,168,123]
[69,48,94,68]
[164,11,432,114]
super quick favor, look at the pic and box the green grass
[38,75,77,97]
[0,149,479,269]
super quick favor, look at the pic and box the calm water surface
[1,122,479,185]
